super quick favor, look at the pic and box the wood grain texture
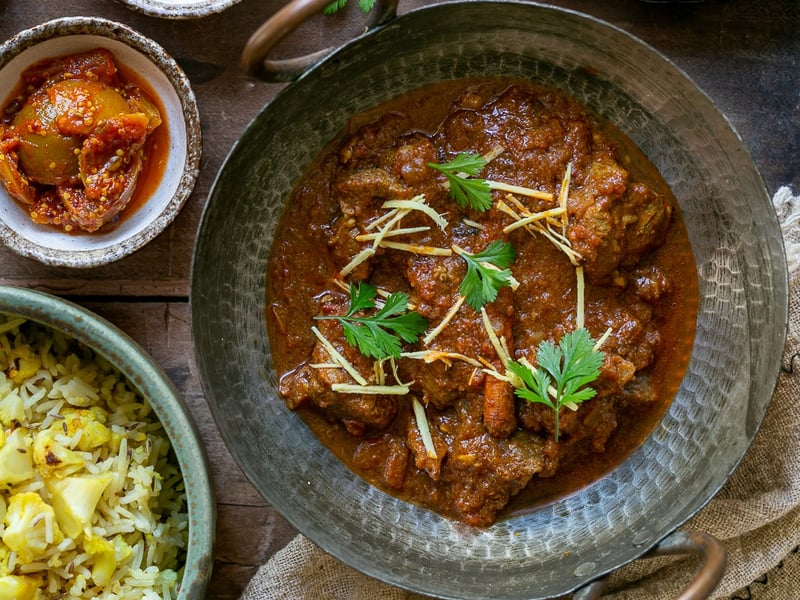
[1,0,797,597]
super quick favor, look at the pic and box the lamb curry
[266,78,698,527]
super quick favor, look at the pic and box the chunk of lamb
[328,133,440,280]
[519,397,618,453]
[629,265,672,304]
[403,251,517,438]
[278,318,398,436]
[353,433,410,490]
[585,298,662,373]
[443,429,548,527]
[568,154,672,284]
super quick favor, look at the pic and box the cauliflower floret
[0,574,42,600]
[2,492,63,563]
[60,407,112,451]
[85,534,133,587]
[5,346,41,386]
[32,430,86,479]
[0,390,25,428]
[84,534,115,586]
[46,473,113,538]
[0,427,34,486]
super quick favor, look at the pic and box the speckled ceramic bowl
[0,17,201,268]
[113,0,242,19]
[0,284,214,598]
[192,2,787,598]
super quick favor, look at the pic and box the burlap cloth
[241,186,800,600]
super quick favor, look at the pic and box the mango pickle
[0,48,163,233]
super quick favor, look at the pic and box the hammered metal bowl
[191,2,788,598]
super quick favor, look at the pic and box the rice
[0,316,188,599]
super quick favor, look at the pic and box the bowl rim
[113,0,243,20]
[0,284,215,598]
[0,16,202,268]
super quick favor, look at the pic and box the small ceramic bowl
[0,17,201,268]
[113,0,243,19]
[0,284,215,598]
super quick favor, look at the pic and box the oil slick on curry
[267,77,699,527]
[0,48,166,233]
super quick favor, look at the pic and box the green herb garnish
[316,282,427,359]
[428,152,492,211]
[323,0,375,14]
[454,241,516,310]
[506,328,604,442]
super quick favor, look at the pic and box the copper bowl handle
[242,0,399,81]
[573,530,727,600]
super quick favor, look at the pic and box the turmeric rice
[0,315,187,599]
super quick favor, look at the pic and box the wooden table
[1,0,798,597]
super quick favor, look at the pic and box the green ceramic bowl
[0,285,214,599]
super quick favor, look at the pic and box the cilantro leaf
[343,280,378,314]
[433,152,487,177]
[317,282,427,359]
[428,152,493,211]
[507,328,604,441]
[323,0,375,14]
[323,0,346,14]
[455,241,516,310]
[506,359,551,406]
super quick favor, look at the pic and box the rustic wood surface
[1,0,798,598]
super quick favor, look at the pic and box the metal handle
[241,0,399,81]
[572,530,727,600]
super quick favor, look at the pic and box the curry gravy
[267,78,698,525]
